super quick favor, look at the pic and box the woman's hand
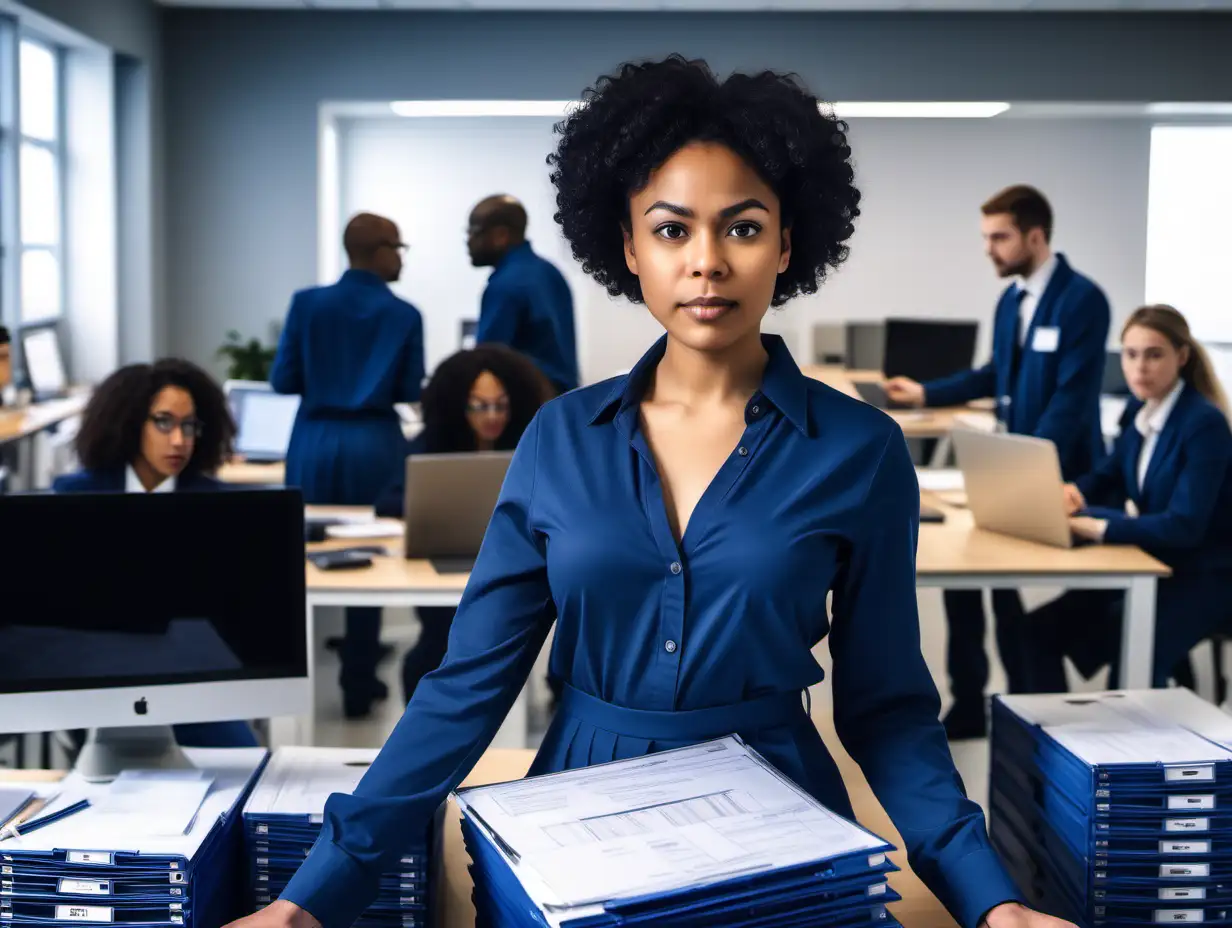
[883,376,925,408]
[1069,515,1108,543]
[982,902,1078,928]
[1061,483,1085,516]
[222,901,320,928]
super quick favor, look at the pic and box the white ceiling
[153,0,1232,10]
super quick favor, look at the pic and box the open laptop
[854,318,979,410]
[229,385,300,463]
[403,451,513,573]
[951,427,1076,548]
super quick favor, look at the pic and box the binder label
[1161,888,1206,901]
[869,883,888,896]
[1161,864,1210,877]
[1161,841,1211,854]
[868,853,886,867]
[1167,819,1212,833]
[58,881,110,897]
[54,906,113,922]
[1165,765,1215,783]
[1169,796,1216,811]
[1153,909,1203,922]
[65,853,113,867]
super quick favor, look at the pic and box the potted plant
[216,329,277,382]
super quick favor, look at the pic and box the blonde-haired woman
[1026,304,1232,691]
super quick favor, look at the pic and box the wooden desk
[802,365,996,441]
[218,460,286,485]
[444,749,957,927]
[0,393,88,445]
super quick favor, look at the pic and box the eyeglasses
[382,241,409,254]
[466,398,510,415]
[149,413,203,439]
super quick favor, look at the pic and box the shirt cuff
[280,837,378,928]
[1094,518,1109,542]
[939,846,1024,928]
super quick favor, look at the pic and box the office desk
[443,749,957,928]
[0,393,89,490]
[917,492,1170,689]
[218,460,286,485]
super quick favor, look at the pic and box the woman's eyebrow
[642,198,770,219]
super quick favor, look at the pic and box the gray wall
[22,0,164,363]
[162,9,1232,370]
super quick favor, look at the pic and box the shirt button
[737,446,749,456]
[665,640,678,654]
[670,561,682,575]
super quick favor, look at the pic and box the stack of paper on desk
[990,691,1232,927]
[454,736,900,928]
[241,748,443,928]
[0,748,267,928]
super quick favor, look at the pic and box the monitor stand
[74,725,194,782]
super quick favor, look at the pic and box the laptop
[854,318,979,410]
[231,387,300,463]
[951,427,1075,548]
[403,451,513,573]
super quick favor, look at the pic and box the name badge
[1032,326,1060,353]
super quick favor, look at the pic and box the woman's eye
[655,223,687,241]
[729,222,761,238]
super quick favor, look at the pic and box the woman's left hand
[1068,515,1107,542]
[981,902,1078,928]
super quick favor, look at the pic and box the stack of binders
[241,747,443,928]
[455,735,901,928]
[0,748,268,928]
[990,690,1232,927]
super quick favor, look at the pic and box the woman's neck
[649,332,768,408]
[132,456,169,492]
[476,437,496,452]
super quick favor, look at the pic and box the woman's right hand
[1062,482,1085,516]
[223,901,320,928]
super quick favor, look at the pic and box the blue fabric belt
[558,684,807,743]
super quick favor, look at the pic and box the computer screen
[0,489,309,733]
[1102,350,1131,396]
[20,325,67,395]
[235,390,300,462]
[883,319,979,382]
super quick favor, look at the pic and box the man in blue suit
[467,195,578,394]
[886,185,1111,739]
[272,212,425,719]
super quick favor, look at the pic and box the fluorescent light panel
[388,100,1011,119]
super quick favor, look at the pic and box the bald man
[271,212,425,719]
[467,195,578,393]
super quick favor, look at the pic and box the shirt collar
[126,464,176,493]
[341,268,388,288]
[589,333,811,436]
[1018,252,1058,300]
[494,241,533,274]
[1135,378,1186,438]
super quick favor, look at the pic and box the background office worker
[271,211,426,719]
[1025,305,1232,691]
[52,358,257,749]
[232,57,1068,928]
[467,194,579,394]
[885,185,1111,739]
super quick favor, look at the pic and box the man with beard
[885,185,1110,740]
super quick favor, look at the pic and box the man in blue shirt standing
[467,195,578,394]
[272,212,425,719]
[886,185,1110,739]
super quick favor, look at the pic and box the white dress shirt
[125,464,176,493]
[1134,377,1186,492]
[1017,253,1058,344]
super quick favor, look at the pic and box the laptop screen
[235,391,300,461]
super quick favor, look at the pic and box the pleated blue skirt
[284,414,405,506]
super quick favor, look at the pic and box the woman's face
[140,386,198,480]
[624,141,791,355]
[466,370,511,445]
[1122,324,1187,403]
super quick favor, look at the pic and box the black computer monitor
[882,318,980,382]
[0,489,310,778]
[1102,350,1130,396]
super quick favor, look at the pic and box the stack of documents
[455,736,900,927]
[241,748,442,928]
[990,691,1232,927]
[0,748,267,928]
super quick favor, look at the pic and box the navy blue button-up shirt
[282,334,1020,928]
[476,241,578,392]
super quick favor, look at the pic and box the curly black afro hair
[548,55,860,308]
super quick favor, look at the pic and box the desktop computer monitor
[0,488,310,779]
[1102,350,1131,396]
[882,318,979,382]
[844,322,885,371]
[232,388,300,463]
[18,322,68,398]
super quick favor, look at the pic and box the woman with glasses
[374,343,554,704]
[52,357,257,749]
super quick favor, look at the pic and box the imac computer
[0,488,310,780]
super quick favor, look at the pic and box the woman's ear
[623,224,638,276]
[778,227,792,275]
[1178,343,1192,370]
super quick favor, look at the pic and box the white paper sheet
[244,747,377,819]
[324,521,403,540]
[85,772,214,837]
[915,468,965,493]
[455,737,887,919]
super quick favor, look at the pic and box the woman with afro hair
[240,57,1067,928]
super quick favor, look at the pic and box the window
[1145,126,1232,345]
[17,37,63,322]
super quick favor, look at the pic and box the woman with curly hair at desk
[229,56,1071,928]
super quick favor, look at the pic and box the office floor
[308,590,1224,817]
